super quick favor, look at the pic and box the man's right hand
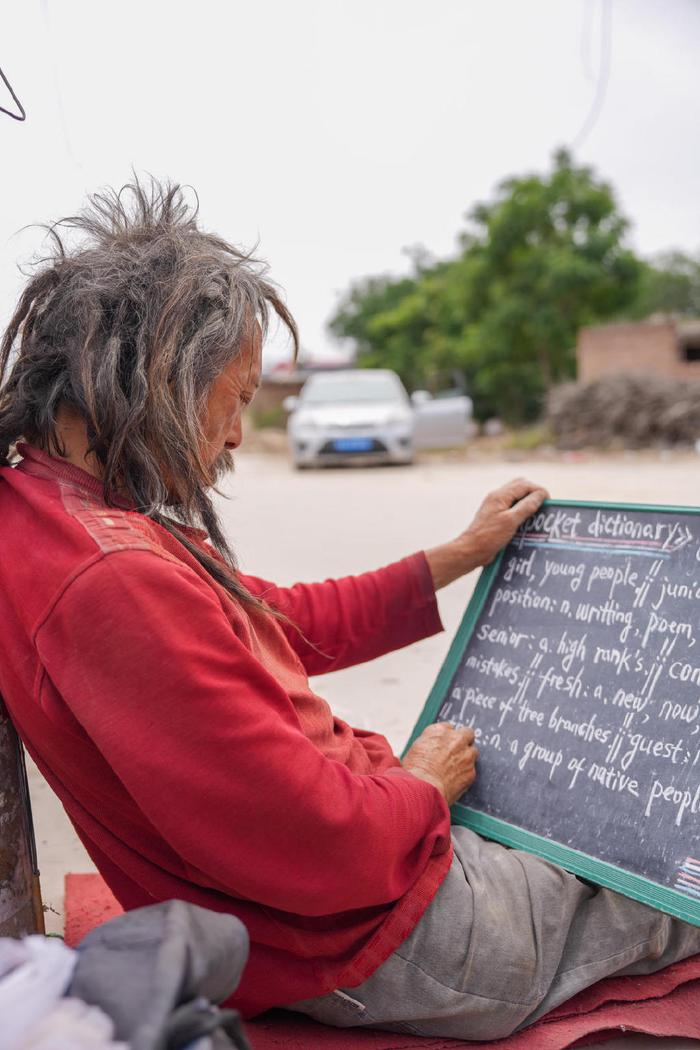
[402,723,479,806]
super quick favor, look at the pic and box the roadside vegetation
[328,149,700,439]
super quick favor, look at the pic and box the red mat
[64,873,700,1049]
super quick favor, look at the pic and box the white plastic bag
[18,997,127,1049]
[0,936,75,1050]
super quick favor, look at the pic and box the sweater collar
[16,442,107,499]
[15,442,211,543]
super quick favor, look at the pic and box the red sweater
[0,445,452,1016]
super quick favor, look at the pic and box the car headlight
[385,413,412,428]
[293,417,319,431]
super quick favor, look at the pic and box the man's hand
[425,477,549,590]
[402,723,479,806]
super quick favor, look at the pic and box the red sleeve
[35,550,451,916]
[240,551,443,675]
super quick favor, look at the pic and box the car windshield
[301,373,406,405]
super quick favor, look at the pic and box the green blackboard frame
[404,499,700,927]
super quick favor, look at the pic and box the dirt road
[30,448,699,928]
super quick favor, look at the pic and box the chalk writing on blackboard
[424,503,700,914]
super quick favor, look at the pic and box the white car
[285,369,472,468]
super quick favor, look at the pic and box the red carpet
[65,873,700,1049]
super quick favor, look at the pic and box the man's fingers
[494,477,543,505]
[507,486,549,525]
[494,477,550,511]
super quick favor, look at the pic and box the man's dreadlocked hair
[0,177,298,611]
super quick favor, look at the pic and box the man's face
[201,321,262,479]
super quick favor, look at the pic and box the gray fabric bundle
[68,900,250,1050]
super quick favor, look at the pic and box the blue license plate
[332,437,373,453]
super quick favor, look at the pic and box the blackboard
[407,500,700,926]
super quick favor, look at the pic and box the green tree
[329,149,642,423]
[627,251,700,319]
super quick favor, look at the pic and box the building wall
[253,377,304,418]
[577,321,700,383]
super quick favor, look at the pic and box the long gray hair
[0,178,298,610]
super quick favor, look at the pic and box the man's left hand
[425,477,549,590]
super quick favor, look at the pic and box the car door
[412,394,472,449]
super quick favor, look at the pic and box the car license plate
[332,437,373,453]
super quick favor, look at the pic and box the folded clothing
[5,895,251,1050]
[68,900,251,1050]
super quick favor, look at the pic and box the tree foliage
[329,150,643,423]
[628,251,700,320]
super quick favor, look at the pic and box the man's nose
[227,416,242,450]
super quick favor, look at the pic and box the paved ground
[28,446,699,1048]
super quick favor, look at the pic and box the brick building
[576,318,700,383]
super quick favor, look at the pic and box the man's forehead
[223,342,261,390]
[244,339,262,389]
[248,318,263,375]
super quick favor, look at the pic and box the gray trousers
[289,827,700,1041]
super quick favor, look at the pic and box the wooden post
[0,697,44,936]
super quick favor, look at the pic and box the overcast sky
[2,0,699,365]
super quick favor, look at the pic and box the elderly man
[0,181,698,1041]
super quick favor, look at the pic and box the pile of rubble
[547,374,700,449]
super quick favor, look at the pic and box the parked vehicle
[284,369,472,468]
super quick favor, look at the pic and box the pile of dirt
[547,374,700,450]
